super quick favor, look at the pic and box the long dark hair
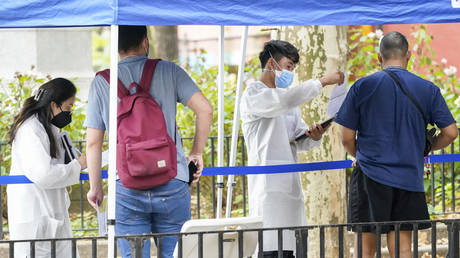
[8,78,76,158]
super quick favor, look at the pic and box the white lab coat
[7,115,81,258]
[240,80,323,252]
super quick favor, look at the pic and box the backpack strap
[139,59,176,143]
[138,59,161,92]
[96,69,130,98]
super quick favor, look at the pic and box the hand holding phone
[188,161,198,185]
[295,116,335,141]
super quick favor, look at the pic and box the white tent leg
[216,25,225,219]
[225,26,248,219]
[107,24,118,258]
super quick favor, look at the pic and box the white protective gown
[240,80,323,252]
[7,115,81,258]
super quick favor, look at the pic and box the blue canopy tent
[2,0,460,27]
[1,1,460,256]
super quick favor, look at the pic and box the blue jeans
[115,179,191,258]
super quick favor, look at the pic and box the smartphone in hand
[188,161,198,185]
[295,116,335,141]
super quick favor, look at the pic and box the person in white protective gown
[7,78,87,258]
[240,40,344,257]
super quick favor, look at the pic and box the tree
[277,25,350,257]
[147,26,179,61]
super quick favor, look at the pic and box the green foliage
[0,70,88,173]
[0,69,50,175]
[92,27,111,72]
[348,25,460,216]
[70,210,98,237]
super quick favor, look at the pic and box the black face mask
[51,109,72,129]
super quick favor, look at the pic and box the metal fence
[0,129,459,237]
[0,219,459,258]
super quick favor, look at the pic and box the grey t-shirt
[84,56,200,182]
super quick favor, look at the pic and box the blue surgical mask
[268,52,295,88]
[274,69,294,88]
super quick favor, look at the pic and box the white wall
[0,27,94,100]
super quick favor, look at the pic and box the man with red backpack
[84,25,213,257]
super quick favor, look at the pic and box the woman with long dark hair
[7,78,86,258]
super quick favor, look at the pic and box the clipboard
[60,131,78,164]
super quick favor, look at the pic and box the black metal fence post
[357,225,363,258]
[431,221,437,258]
[338,226,344,258]
[9,241,14,258]
[376,224,382,258]
[30,240,35,258]
[91,238,97,258]
[198,233,203,258]
[238,230,244,258]
[196,181,201,219]
[258,230,264,258]
[441,149,446,213]
[319,226,325,258]
[451,143,456,213]
[277,229,283,258]
[295,228,308,258]
[394,223,400,258]
[157,236,163,258]
[178,234,183,258]
[449,221,459,258]
[72,239,77,258]
[218,232,224,258]
[50,240,56,258]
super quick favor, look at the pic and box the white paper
[96,196,108,236]
[327,73,348,117]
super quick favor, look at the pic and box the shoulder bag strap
[383,69,430,125]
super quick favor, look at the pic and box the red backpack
[97,59,177,189]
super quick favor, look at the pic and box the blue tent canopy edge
[1,0,459,28]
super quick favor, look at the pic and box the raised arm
[242,71,344,119]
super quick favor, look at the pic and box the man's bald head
[379,31,409,61]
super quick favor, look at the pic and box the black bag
[383,69,436,157]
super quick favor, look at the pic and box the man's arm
[186,91,213,183]
[244,71,344,119]
[86,128,105,209]
[431,123,458,151]
[340,125,357,157]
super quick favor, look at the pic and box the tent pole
[216,25,225,219]
[107,24,118,258]
[225,26,248,218]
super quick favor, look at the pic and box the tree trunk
[147,26,178,61]
[277,25,350,258]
